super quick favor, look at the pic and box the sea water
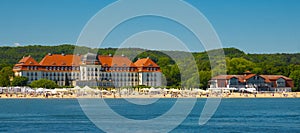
[0,98,299,133]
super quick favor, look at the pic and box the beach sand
[0,92,298,99]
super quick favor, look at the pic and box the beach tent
[54,88,68,92]
[36,88,44,93]
[81,86,93,92]
[149,87,161,95]
[71,86,81,91]
[26,88,35,93]
[163,88,169,92]
[192,89,205,92]
[141,88,150,91]
[101,90,109,93]
[169,89,179,92]
[121,89,128,92]
[149,87,159,92]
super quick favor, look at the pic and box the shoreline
[0,92,298,99]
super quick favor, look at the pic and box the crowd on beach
[0,86,298,99]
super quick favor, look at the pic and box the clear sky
[0,0,299,53]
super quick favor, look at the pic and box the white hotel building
[13,53,162,87]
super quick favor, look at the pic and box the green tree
[227,57,254,74]
[1,66,14,77]
[290,70,300,91]
[12,76,28,86]
[199,71,212,89]
[0,66,13,87]
[30,79,58,89]
[0,74,10,87]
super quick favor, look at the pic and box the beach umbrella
[71,86,81,91]
[101,90,109,93]
[26,88,35,93]
[170,89,179,92]
[54,88,68,92]
[163,88,169,92]
[36,88,44,93]
[81,86,93,92]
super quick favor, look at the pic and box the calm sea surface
[0,98,299,133]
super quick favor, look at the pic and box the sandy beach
[0,92,299,99]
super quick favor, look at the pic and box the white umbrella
[36,88,44,93]
[101,90,109,93]
[71,86,81,91]
[54,88,68,92]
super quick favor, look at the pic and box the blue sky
[0,0,299,53]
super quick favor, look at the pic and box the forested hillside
[0,44,299,90]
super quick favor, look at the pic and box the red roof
[39,54,81,66]
[98,55,136,67]
[134,58,159,67]
[260,75,292,81]
[244,74,256,80]
[212,74,292,83]
[15,56,39,66]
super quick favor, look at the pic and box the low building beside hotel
[13,53,162,87]
[209,71,294,92]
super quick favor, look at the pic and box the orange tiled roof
[212,74,293,83]
[15,56,39,66]
[243,74,256,80]
[39,54,81,66]
[261,75,292,81]
[98,55,136,67]
[134,58,159,67]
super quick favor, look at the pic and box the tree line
[0,45,299,91]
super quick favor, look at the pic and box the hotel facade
[13,53,162,88]
[209,71,294,92]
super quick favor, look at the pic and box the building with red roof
[209,72,294,92]
[134,57,161,87]
[13,53,162,87]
